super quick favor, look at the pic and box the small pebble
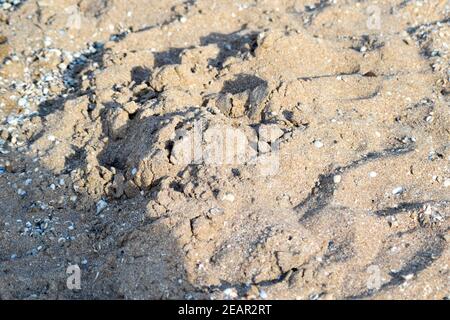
[369,171,377,178]
[223,288,238,299]
[392,186,404,195]
[258,124,284,143]
[314,140,324,148]
[221,192,235,202]
[333,175,342,184]
[96,199,108,214]
[258,141,271,154]
[259,290,268,299]
[207,207,224,218]
[44,37,52,47]
[402,273,414,281]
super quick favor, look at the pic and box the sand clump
[0,1,449,299]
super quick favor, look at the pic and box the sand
[0,0,449,299]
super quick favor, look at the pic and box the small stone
[221,192,235,202]
[444,179,450,188]
[369,171,377,178]
[4,160,12,172]
[402,273,414,281]
[96,199,108,214]
[419,204,443,227]
[47,135,56,142]
[392,186,404,195]
[259,289,268,299]
[258,124,284,143]
[17,188,26,196]
[124,180,140,198]
[314,140,324,148]
[333,175,342,184]
[223,288,238,299]
[258,140,271,154]
[18,97,27,107]
[123,101,139,114]
[207,207,225,219]
[44,37,52,47]
[110,173,125,198]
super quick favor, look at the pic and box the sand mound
[0,0,449,299]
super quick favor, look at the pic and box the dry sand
[0,0,449,299]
